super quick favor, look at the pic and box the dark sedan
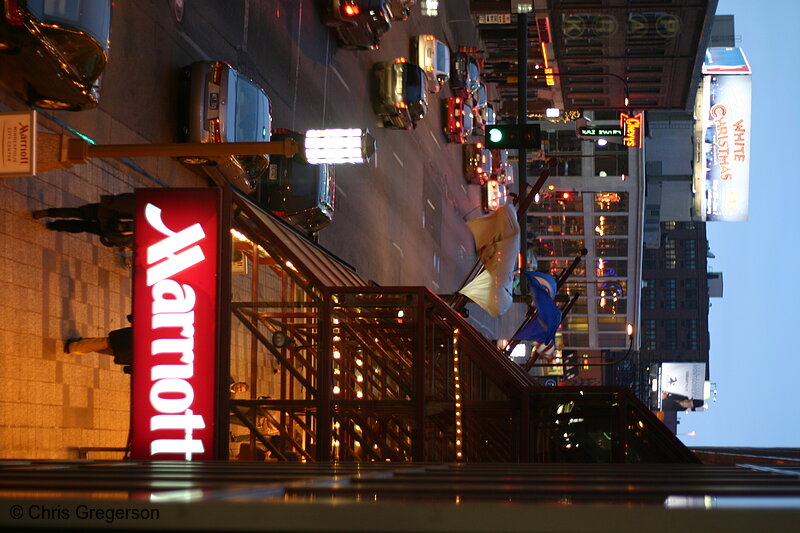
[371,58,427,130]
[450,51,480,98]
[323,0,392,50]
[0,0,111,110]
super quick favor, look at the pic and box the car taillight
[210,62,224,85]
[427,66,434,72]
[425,35,434,41]
[455,97,461,104]
[211,117,222,143]
[273,210,286,217]
[395,101,407,109]
[342,1,360,16]
[5,0,24,25]
[455,121,461,128]
[395,57,406,63]
[476,142,483,149]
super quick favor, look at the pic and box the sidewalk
[0,95,202,459]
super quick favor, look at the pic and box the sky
[678,0,800,447]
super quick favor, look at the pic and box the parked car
[0,0,111,110]
[371,57,427,130]
[482,179,508,213]
[255,129,335,235]
[390,0,416,21]
[179,61,272,194]
[464,142,492,184]
[444,96,473,144]
[411,34,450,92]
[450,51,480,98]
[323,0,392,50]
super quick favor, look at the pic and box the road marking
[336,184,346,197]
[461,183,467,194]
[291,1,303,131]
[426,199,436,211]
[391,241,404,257]
[330,66,351,93]
[393,152,404,167]
[429,130,440,148]
[178,31,211,61]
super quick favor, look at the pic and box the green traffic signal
[488,127,504,144]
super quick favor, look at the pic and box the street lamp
[527,323,635,368]
[34,126,377,173]
[532,67,631,108]
[304,128,376,165]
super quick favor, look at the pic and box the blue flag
[512,272,561,343]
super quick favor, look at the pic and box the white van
[411,34,450,92]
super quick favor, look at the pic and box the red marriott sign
[131,188,220,460]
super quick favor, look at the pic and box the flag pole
[523,292,581,373]
[504,248,587,355]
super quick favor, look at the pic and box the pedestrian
[32,193,135,250]
[65,316,133,374]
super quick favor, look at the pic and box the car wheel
[178,156,214,166]
[32,97,80,111]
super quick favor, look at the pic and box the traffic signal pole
[517,11,529,296]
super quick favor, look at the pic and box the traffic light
[484,124,541,149]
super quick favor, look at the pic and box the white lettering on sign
[144,203,207,459]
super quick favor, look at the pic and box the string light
[453,331,464,462]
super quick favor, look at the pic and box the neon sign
[131,188,220,460]
[544,67,555,86]
[620,112,644,148]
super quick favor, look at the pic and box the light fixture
[596,138,608,147]
[545,107,561,118]
[304,128,376,164]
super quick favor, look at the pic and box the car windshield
[435,42,449,73]
[28,0,110,51]
[403,65,424,102]
[232,76,267,142]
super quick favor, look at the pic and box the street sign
[579,126,623,137]
[1,110,36,177]
[477,13,512,25]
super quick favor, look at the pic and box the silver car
[180,61,272,193]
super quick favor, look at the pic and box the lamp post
[528,323,635,368]
[35,127,377,173]
[532,67,631,109]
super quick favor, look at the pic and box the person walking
[65,317,133,374]
[33,193,135,249]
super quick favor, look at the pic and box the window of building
[665,259,677,269]
[531,215,585,236]
[684,299,698,309]
[598,316,628,332]
[561,333,589,347]
[663,221,676,230]
[596,238,628,256]
[537,258,586,278]
[564,315,589,331]
[598,333,628,348]
[686,329,697,340]
[661,340,678,350]
[665,329,677,339]
[664,289,676,300]
[681,221,696,230]
[646,340,657,350]
[681,319,697,329]
[594,192,628,212]
[645,319,656,330]
[626,64,664,73]
[594,215,628,237]
[598,297,627,314]
[596,259,627,277]
[683,240,697,249]
[683,259,697,269]
[644,299,655,310]
[683,340,698,350]
[662,279,676,288]
[532,191,584,212]
[663,300,677,310]
[538,238,587,257]
[685,248,697,259]
[661,319,676,329]
[685,288,697,299]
